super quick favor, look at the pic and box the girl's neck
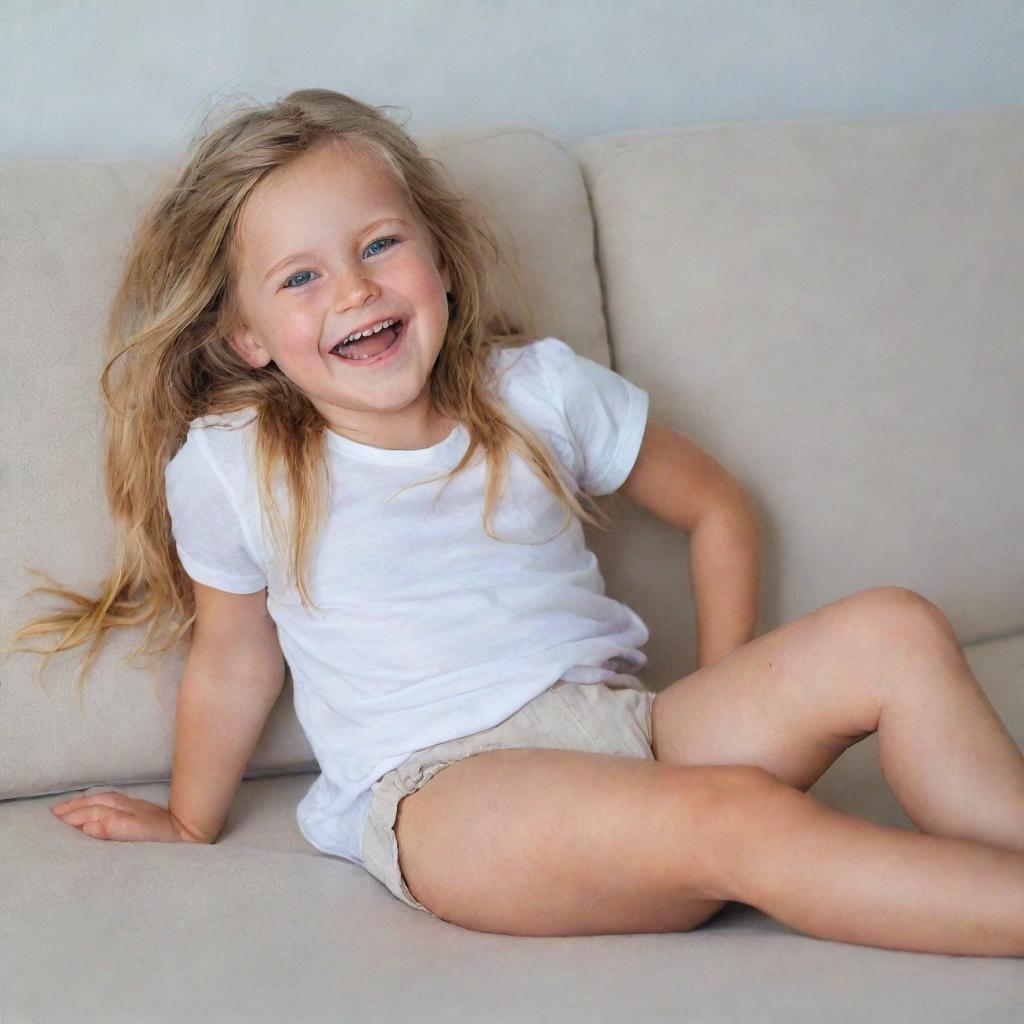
[326,409,458,452]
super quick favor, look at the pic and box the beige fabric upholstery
[573,108,1024,685]
[2,110,1023,1021]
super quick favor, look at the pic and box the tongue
[340,326,397,359]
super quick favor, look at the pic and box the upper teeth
[340,318,398,347]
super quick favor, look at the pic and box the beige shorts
[360,673,656,916]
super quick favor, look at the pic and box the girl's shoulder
[188,406,260,433]
[489,336,620,422]
[489,334,567,364]
[492,334,650,496]
[487,335,572,396]
[184,406,259,454]
[168,407,259,484]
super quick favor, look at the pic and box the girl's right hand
[50,791,208,844]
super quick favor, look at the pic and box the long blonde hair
[3,88,614,703]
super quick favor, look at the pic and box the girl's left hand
[50,791,204,843]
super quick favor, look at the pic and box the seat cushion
[4,632,1023,1022]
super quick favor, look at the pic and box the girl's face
[227,142,454,449]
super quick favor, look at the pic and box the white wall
[1,0,1021,160]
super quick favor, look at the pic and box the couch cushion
[572,108,1024,688]
[0,124,610,800]
[4,632,1022,1022]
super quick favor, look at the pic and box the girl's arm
[51,583,285,843]
[169,582,286,844]
[617,417,761,668]
[686,497,760,668]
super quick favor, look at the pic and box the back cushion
[573,109,1024,686]
[0,125,611,799]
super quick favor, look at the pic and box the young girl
[11,88,1024,955]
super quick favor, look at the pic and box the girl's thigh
[650,586,941,791]
[394,746,768,936]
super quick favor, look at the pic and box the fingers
[51,792,183,843]
[53,805,118,834]
[51,791,129,840]
[52,790,126,815]
[58,812,120,839]
[81,818,113,839]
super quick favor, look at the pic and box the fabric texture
[163,336,651,865]
[360,673,656,914]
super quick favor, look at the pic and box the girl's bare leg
[875,608,1024,850]
[721,777,1024,957]
[651,586,1024,852]
[396,745,1024,955]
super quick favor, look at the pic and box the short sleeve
[164,427,268,594]
[535,337,650,496]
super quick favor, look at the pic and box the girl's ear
[433,237,453,293]
[226,325,273,369]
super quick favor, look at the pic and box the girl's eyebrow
[260,216,412,283]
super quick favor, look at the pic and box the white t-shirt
[164,336,651,865]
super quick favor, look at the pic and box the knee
[845,585,960,649]
[681,765,791,894]
[712,766,790,829]
[695,767,812,901]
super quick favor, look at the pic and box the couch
[2,107,1023,1023]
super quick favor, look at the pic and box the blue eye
[283,270,315,289]
[281,236,399,289]
[363,235,398,258]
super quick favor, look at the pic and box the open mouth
[329,320,405,366]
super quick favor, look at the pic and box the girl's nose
[333,270,378,312]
